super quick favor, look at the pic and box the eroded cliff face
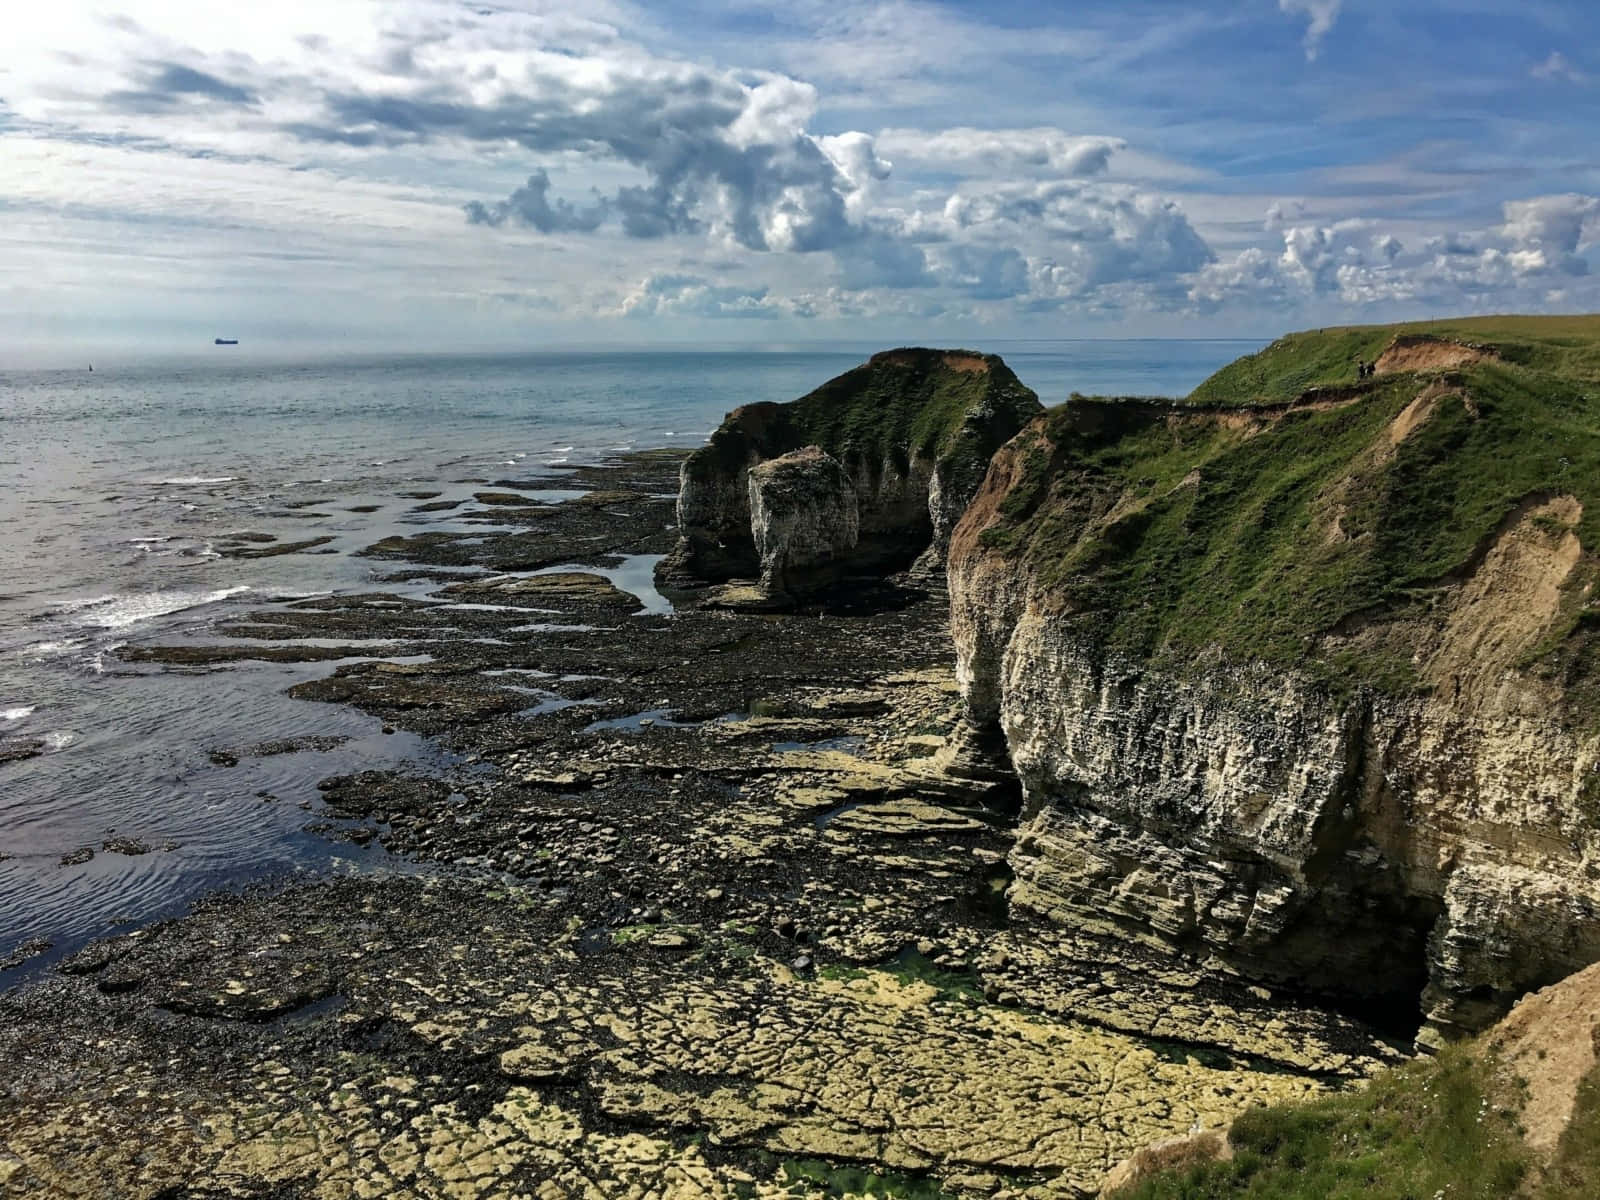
[947,327,1600,1045]
[660,348,1041,599]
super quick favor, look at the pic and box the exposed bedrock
[945,321,1600,1047]
[660,347,1042,598]
[748,446,860,601]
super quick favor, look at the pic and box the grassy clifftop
[966,316,1600,702]
[691,349,1042,481]
[1189,314,1600,406]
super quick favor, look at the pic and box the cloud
[294,64,873,254]
[835,236,934,290]
[616,273,785,318]
[462,170,607,232]
[938,181,1214,293]
[931,245,1030,300]
[1531,52,1587,85]
[105,62,258,112]
[1500,194,1599,275]
[1279,0,1342,61]
[1188,248,1288,312]
[876,128,1124,177]
[1190,193,1600,313]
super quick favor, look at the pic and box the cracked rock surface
[1,451,1401,1199]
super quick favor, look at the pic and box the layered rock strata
[946,321,1600,1045]
[661,348,1041,598]
[748,446,859,601]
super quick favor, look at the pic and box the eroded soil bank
[1,451,1403,1199]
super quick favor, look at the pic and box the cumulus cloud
[1500,194,1599,276]
[930,245,1030,300]
[1187,248,1287,312]
[1279,0,1342,61]
[292,65,872,254]
[462,170,607,232]
[616,273,783,318]
[1191,193,1600,312]
[936,181,1213,294]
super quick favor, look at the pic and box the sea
[0,340,1260,977]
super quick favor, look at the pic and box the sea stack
[659,348,1043,603]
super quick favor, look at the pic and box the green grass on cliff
[1190,315,1600,406]
[1113,1043,1600,1200]
[692,350,1042,482]
[784,349,1042,471]
[978,317,1600,701]
[1110,1041,1531,1200]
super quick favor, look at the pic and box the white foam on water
[1,705,36,722]
[42,731,76,752]
[23,639,85,658]
[68,586,251,630]
[87,642,127,674]
[158,476,237,486]
[550,446,574,453]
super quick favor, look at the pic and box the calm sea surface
[0,340,1260,975]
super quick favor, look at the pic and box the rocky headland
[660,348,1042,604]
[5,322,1600,1198]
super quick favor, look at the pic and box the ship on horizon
[214,337,238,346]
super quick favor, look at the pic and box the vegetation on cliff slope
[693,349,1042,479]
[975,316,1600,700]
[1111,1044,1600,1200]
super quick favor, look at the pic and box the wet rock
[59,847,94,867]
[0,737,46,765]
[0,938,51,972]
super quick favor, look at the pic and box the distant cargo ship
[214,338,238,346]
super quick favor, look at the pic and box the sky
[3,0,1599,358]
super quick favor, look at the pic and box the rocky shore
[1,443,1397,1200]
[7,322,1600,1198]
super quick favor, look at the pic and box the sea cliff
[947,316,1600,1044]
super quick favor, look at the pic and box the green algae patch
[820,950,986,1007]
[970,317,1600,708]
